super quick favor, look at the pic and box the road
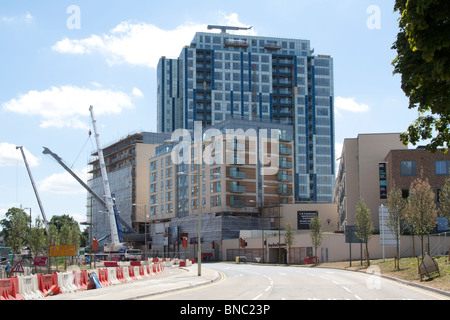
[144,262,448,300]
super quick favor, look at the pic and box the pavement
[41,264,220,300]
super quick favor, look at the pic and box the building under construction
[87,131,169,249]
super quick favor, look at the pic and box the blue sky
[0,0,416,227]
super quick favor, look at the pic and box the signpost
[345,225,363,266]
[379,205,398,261]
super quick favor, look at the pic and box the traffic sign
[49,245,76,257]
[12,261,24,273]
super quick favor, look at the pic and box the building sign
[297,211,318,230]
[379,162,387,199]
[379,205,397,247]
[49,245,76,257]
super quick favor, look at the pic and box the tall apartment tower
[158,29,335,202]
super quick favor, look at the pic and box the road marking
[140,270,226,300]
[252,293,263,300]
[354,294,362,300]
[265,285,271,292]
[342,286,352,293]
[332,280,340,285]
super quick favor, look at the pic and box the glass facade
[157,32,335,203]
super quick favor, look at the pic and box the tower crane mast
[89,105,124,252]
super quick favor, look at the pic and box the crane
[16,146,49,232]
[88,105,126,253]
[42,146,136,235]
[207,25,252,34]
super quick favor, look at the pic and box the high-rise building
[158,29,335,203]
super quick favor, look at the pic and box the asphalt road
[145,262,449,301]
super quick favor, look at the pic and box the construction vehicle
[16,146,49,232]
[88,105,131,254]
[42,147,136,236]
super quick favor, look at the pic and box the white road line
[252,293,263,300]
[342,286,352,293]
[332,280,340,285]
[265,286,271,292]
[354,295,362,300]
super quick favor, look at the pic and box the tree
[406,175,437,259]
[386,183,407,269]
[29,218,47,272]
[1,208,29,261]
[309,215,323,265]
[438,177,450,218]
[284,222,295,264]
[355,198,374,267]
[392,0,450,153]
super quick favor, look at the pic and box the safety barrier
[73,270,88,291]
[18,275,43,300]
[97,268,111,287]
[108,267,121,285]
[116,267,127,283]
[57,272,78,294]
[0,277,24,300]
[1,259,168,300]
[127,266,137,280]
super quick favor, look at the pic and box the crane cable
[70,130,92,169]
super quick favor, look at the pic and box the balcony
[279,134,293,142]
[230,183,246,193]
[225,39,249,49]
[230,196,246,207]
[279,159,293,169]
[278,185,293,196]
[277,172,292,182]
[279,145,292,155]
[229,168,245,179]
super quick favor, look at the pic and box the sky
[0,0,418,229]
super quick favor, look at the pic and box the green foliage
[392,0,450,152]
[309,215,323,259]
[438,177,450,218]
[406,175,438,257]
[355,198,374,266]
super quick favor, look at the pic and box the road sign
[49,245,76,257]
[12,261,24,273]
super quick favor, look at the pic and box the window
[400,161,416,176]
[435,160,450,175]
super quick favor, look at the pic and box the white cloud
[132,87,144,98]
[1,12,34,24]
[39,168,87,195]
[2,85,134,129]
[52,13,254,69]
[335,97,370,115]
[0,143,40,167]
